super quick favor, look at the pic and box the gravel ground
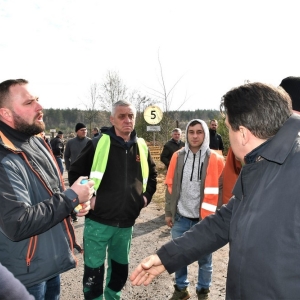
[61,171,228,300]
[60,202,228,300]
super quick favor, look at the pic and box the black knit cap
[75,122,86,132]
[57,130,63,134]
[279,76,300,112]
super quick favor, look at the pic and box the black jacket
[69,127,157,227]
[50,135,64,157]
[209,129,224,151]
[160,139,185,168]
[158,114,300,300]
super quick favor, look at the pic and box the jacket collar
[0,120,31,151]
[255,114,300,164]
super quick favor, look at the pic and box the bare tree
[80,82,101,136]
[144,52,190,143]
[146,52,189,112]
[100,70,127,112]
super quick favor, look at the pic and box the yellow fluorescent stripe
[202,202,217,212]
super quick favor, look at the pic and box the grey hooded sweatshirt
[165,119,223,224]
[177,119,210,218]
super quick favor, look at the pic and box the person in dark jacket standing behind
[69,100,157,300]
[64,123,91,222]
[64,123,90,172]
[0,79,94,299]
[92,126,100,138]
[160,128,185,168]
[130,82,300,300]
[279,76,300,113]
[209,119,224,154]
[50,130,64,175]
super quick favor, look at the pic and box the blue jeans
[171,213,212,291]
[55,157,64,175]
[26,275,60,300]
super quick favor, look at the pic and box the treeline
[43,108,221,135]
[43,107,230,153]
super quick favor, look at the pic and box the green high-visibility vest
[90,134,149,192]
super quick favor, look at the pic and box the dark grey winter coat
[158,114,300,300]
[0,121,81,287]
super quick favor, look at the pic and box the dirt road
[60,201,228,299]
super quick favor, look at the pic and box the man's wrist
[143,196,148,207]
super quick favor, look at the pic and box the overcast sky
[1,0,299,111]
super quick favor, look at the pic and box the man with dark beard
[208,119,224,154]
[0,79,95,299]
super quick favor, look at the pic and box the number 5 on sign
[143,105,163,125]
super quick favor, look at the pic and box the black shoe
[196,288,210,300]
[170,284,190,300]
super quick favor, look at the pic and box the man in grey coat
[64,122,91,222]
[64,122,90,172]
[130,82,300,300]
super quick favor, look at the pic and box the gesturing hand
[130,255,166,286]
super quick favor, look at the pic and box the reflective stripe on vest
[165,149,224,219]
[90,135,149,192]
[200,150,224,219]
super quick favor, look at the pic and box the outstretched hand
[130,254,166,286]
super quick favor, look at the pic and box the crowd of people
[0,76,300,300]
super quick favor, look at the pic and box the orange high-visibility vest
[222,147,242,204]
[165,150,224,219]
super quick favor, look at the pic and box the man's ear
[109,115,114,125]
[0,108,12,122]
[239,126,249,146]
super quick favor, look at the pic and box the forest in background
[43,107,230,155]
[44,69,230,155]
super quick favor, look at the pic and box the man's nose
[36,102,43,111]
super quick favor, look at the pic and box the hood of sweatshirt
[184,119,210,155]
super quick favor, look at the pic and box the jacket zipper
[2,134,79,268]
[26,235,37,272]
[10,149,78,270]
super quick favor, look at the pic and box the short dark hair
[188,120,201,128]
[0,79,28,107]
[220,82,292,139]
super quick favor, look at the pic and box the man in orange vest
[164,119,224,300]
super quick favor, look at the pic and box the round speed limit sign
[143,105,163,125]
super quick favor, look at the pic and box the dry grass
[152,161,167,209]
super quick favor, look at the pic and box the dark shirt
[160,139,185,168]
[209,129,224,151]
[50,136,64,157]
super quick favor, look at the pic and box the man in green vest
[68,100,157,300]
